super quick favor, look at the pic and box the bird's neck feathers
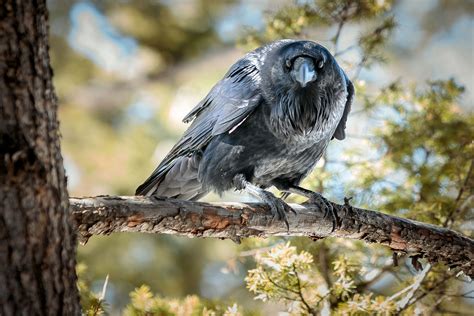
[269,87,332,138]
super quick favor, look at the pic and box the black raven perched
[136,40,354,226]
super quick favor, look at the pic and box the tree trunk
[0,1,81,315]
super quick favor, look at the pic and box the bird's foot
[344,196,353,207]
[305,192,337,232]
[260,190,295,229]
[233,174,295,229]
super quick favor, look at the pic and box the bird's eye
[285,59,292,69]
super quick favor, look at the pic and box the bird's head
[260,40,352,137]
[262,40,336,93]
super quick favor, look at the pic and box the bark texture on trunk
[0,1,81,315]
[71,196,474,278]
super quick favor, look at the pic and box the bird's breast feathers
[269,86,348,146]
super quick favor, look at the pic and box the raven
[136,40,354,226]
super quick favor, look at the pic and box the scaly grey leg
[233,175,294,229]
[282,185,337,231]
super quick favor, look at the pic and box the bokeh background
[48,0,473,314]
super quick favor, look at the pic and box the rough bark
[0,1,81,315]
[71,196,474,278]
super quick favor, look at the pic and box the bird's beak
[293,58,316,88]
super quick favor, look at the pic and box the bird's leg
[283,185,338,231]
[233,175,294,229]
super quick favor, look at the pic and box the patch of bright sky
[63,155,81,190]
[392,0,436,49]
[420,16,474,105]
[126,92,157,123]
[392,6,423,51]
[200,261,243,298]
[126,239,157,267]
[160,0,208,29]
[168,85,203,130]
[379,1,472,107]
[216,1,266,42]
[68,2,139,78]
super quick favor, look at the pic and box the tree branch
[70,196,474,277]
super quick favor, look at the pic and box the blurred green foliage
[246,243,399,315]
[123,285,251,316]
[49,0,473,314]
[351,79,473,228]
[77,263,108,316]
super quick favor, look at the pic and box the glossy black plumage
[136,40,354,221]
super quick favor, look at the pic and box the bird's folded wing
[332,73,354,140]
[136,55,263,195]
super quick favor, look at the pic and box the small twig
[266,274,300,295]
[392,252,399,267]
[443,159,473,227]
[332,19,345,54]
[91,275,109,316]
[403,272,453,311]
[352,55,368,81]
[293,264,318,315]
[393,263,431,311]
[100,274,109,301]
[356,263,394,291]
[334,44,357,57]
[331,2,351,55]
[318,242,333,289]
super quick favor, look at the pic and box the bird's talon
[283,218,290,230]
[262,192,293,229]
[308,193,337,232]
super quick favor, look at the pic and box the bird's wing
[332,74,354,140]
[136,55,263,195]
[174,55,263,158]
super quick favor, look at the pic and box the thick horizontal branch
[70,196,474,277]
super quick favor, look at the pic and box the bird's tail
[136,154,206,201]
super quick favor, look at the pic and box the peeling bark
[70,196,474,277]
[0,1,80,315]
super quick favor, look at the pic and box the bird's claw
[307,192,337,232]
[261,191,294,230]
[344,196,353,206]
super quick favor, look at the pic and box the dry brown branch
[70,196,474,277]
